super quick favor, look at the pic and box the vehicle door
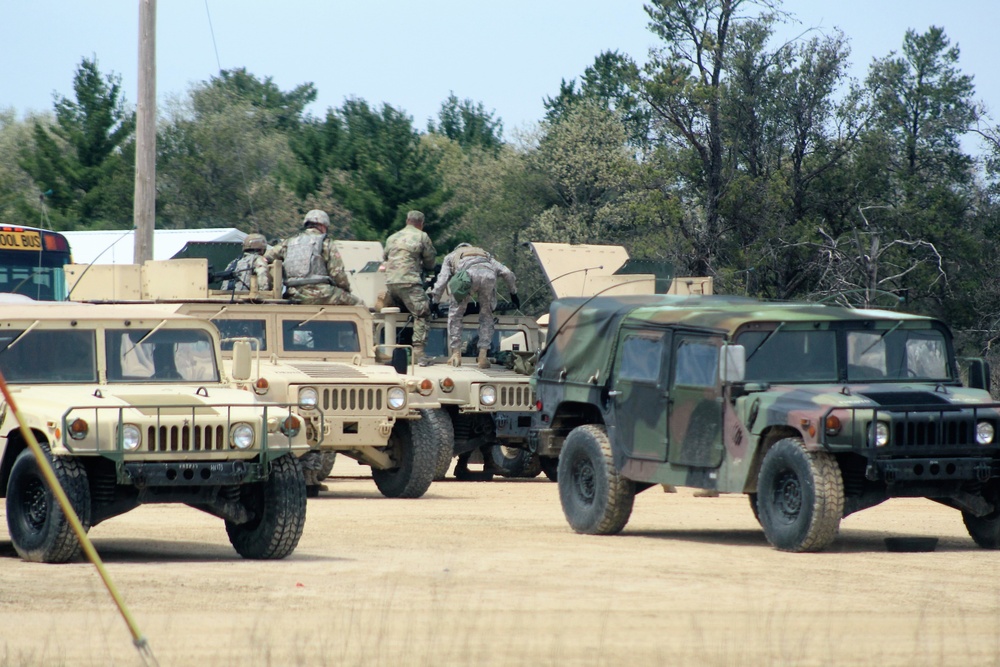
[609,327,671,461]
[667,333,725,468]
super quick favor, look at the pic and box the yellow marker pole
[0,369,159,667]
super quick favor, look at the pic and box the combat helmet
[303,209,330,229]
[243,233,267,253]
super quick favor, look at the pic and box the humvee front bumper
[123,459,266,486]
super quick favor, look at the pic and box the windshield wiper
[746,322,785,362]
[0,320,41,354]
[123,319,169,357]
[858,320,903,358]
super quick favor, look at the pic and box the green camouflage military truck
[376,309,540,481]
[530,294,1000,552]
[0,302,310,563]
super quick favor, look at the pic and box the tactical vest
[284,233,330,287]
[221,254,256,291]
[455,246,490,272]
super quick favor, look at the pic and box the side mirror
[390,347,410,375]
[232,340,252,381]
[961,357,991,393]
[720,344,746,384]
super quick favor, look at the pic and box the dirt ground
[2,458,1000,667]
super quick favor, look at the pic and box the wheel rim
[499,446,519,462]
[19,476,49,532]
[572,457,596,504]
[771,469,802,523]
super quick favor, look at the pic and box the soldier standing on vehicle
[266,210,363,306]
[383,210,436,365]
[430,243,519,369]
[221,233,272,293]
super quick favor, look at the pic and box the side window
[673,339,719,388]
[282,320,360,352]
[214,319,267,352]
[618,334,663,383]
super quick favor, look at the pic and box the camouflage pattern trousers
[448,269,498,352]
[287,283,363,306]
[388,283,431,347]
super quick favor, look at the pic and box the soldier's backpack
[448,269,473,302]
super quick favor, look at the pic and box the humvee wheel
[417,409,454,481]
[962,485,1000,548]
[7,447,91,563]
[748,492,761,525]
[491,445,535,478]
[757,438,844,552]
[226,454,306,559]
[539,456,559,482]
[519,453,543,479]
[558,425,634,535]
[318,451,337,480]
[373,417,438,498]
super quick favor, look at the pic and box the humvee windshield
[214,318,267,351]
[106,329,220,382]
[737,324,951,384]
[0,329,97,383]
[281,319,360,353]
[423,327,529,357]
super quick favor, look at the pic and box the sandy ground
[2,458,1000,667]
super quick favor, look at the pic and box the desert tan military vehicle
[66,259,446,499]
[0,301,310,563]
[376,309,541,481]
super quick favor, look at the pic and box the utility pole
[133,0,156,264]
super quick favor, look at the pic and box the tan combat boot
[477,348,490,369]
[448,348,462,367]
[413,345,431,366]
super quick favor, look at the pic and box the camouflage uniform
[383,222,436,347]
[267,228,362,306]
[221,252,271,292]
[431,244,517,353]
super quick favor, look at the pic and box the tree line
[2,0,1000,356]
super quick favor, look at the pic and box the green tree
[428,93,503,153]
[18,57,135,228]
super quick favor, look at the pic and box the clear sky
[2,1,997,148]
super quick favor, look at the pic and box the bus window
[0,226,72,301]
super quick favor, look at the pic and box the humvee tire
[962,485,1000,548]
[226,454,307,560]
[748,492,761,525]
[518,453,543,479]
[318,451,337,480]
[490,445,542,477]
[7,447,91,564]
[558,425,635,535]
[756,438,844,552]
[418,409,454,481]
[372,417,438,498]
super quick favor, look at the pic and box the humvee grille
[893,417,972,447]
[499,385,534,409]
[146,424,227,452]
[320,387,385,412]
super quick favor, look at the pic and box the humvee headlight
[869,421,890,447]
[68,418,89,441]
[439,377,455,393]
[121,424,142,451]
[480,385,497,407]
[230,423,255,449]
[387,386,406,410]
[299,387,319,409]
[976,421,995,445]
[418,378,434,396]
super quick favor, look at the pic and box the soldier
[430,243,519,369]
[383,210,436,365]
[221,233,271,293]
[266,210,363,306]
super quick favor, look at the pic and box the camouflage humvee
[531,294,1000,552]
[0,302,310,563]
[65,259,446,500]
[375,309,540,481]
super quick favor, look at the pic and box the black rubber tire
[415,409,454,481]
[539,456,559,482]
[372,416,438,498]
[519,454,543,479]
[491,445,533,478]
[317,451,337,480]
[557,425,634,535]
[748,492,761,525]
[226,454,307,560]
[756,438,844,552]
[6,447,91,564]
[962,487,1000,548]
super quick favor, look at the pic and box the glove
[510,293,521,310]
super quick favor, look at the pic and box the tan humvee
[66,259,447,499]
[0,302,309,563]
